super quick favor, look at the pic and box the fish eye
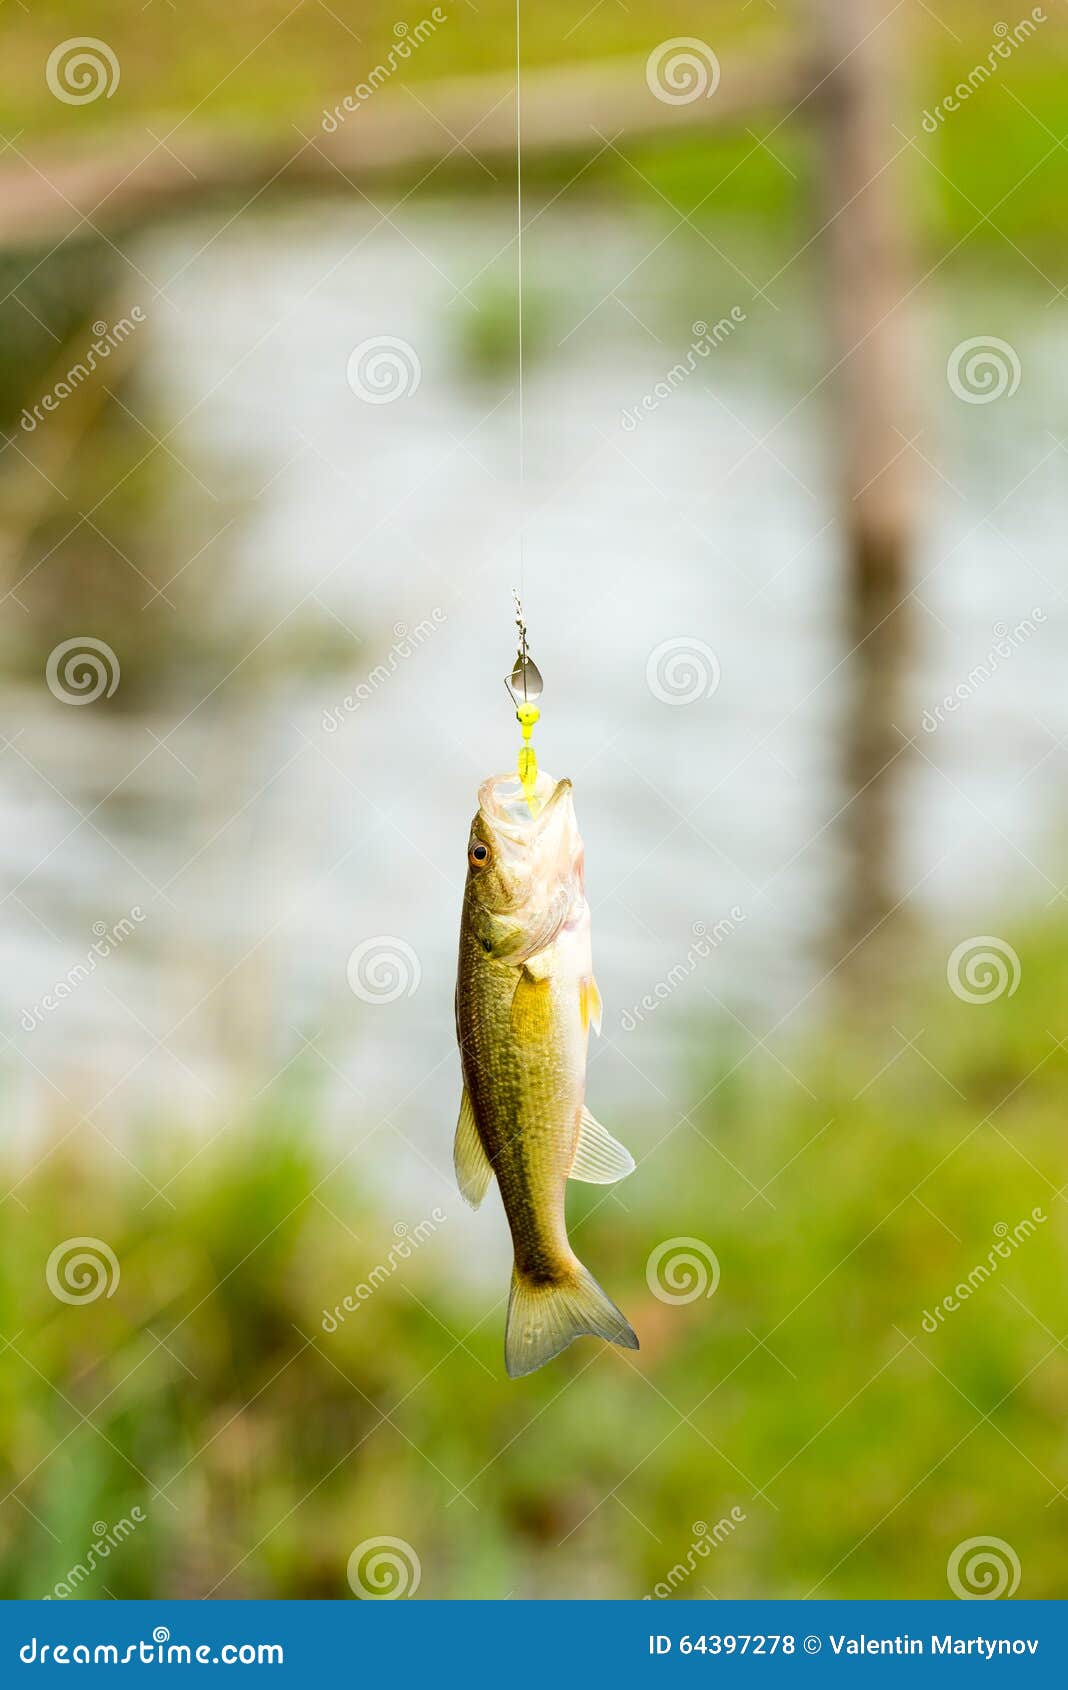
[469,842,489,867]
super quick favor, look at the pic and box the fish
[454,766,639,1378]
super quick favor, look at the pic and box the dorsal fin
[454,1087,493,1208]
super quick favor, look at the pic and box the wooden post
[807,0,917,980]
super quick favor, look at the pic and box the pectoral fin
[510,968,553,1043]
[579,975,603,1035]
[521,947,554,982]
[454,1087,493,1208]
[569,1106,635,1184]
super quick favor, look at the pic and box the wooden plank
[0,49,805,249]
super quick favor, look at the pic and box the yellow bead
[516,703,540,741]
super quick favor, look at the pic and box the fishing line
[514,0,525,601]
[503,0,543,812]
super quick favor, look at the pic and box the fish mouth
[477,770,574,847]
[473,771,583,959]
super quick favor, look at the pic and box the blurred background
[1,0,1066,1600]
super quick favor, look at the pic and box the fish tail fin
[505,1259,639,1378]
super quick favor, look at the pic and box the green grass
[5,2,1068,263]
[2,920,1065,1599]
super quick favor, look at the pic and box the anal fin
[569,1105,635,1184]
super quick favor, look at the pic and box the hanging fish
[454,766,639,1377]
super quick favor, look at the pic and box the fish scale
[458,928,579,1282]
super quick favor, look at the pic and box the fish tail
[505,1259,639,1378]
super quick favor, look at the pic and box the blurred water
[3,198,1067,1227]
